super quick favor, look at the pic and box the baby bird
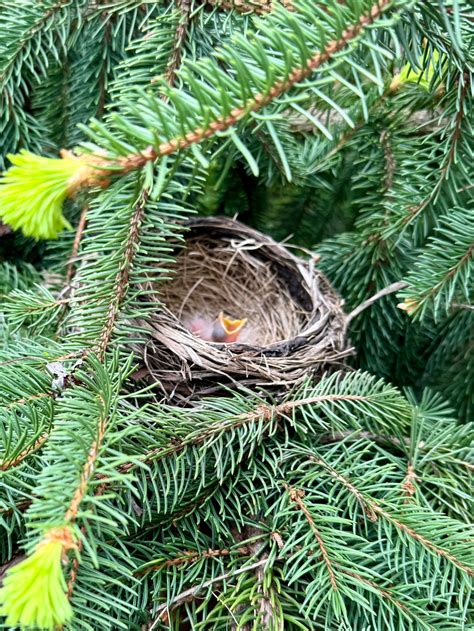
[186,312,247,343]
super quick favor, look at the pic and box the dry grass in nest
[135,217,350,401]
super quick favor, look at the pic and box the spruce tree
[0,1,472,629]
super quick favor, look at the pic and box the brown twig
[136,548,235,576]
[202,0,273,14]
[401,462,417,498]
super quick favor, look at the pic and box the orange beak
[216,312,247,343]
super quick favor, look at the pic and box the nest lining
[136,217,349,400]
[160,237,308,347]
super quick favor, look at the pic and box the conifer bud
[390,50,440,93]
[0,150,110,240]
[0,527,75,629]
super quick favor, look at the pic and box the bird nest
[136,217,349,400]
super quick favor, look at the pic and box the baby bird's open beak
[214,312,247,343]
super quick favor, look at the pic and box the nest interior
[161,235,309,347]
[137,217,349,399]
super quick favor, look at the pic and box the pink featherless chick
[185,312,247,343]
[185,315,215,341]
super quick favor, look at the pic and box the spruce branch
[65,205,88,283]
[120,0,395,163]
[0,1,72,91]
[149,559,270,628]
[162,0,193,89]
[95,189,148,358]
[285,485,337,590]
[0,0,403,242]
[309,454,474,575]
[400,76,470,230]
[398,206,473,319]
[0,433,48,472]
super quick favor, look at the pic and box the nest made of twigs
[136,217,350,400]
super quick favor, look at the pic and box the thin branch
[5,391,52,411]
[452,303,474,311]
[136,548,235,576]
[149,559,269,629]
[65,205,88,283]
[96,189,147,359]
[84,0,393,179]
[346,281,409,324]
[285,485,337,589]
[310,455,474,575]
[63,396,108,523]
[338,566,412,618]
[0,433,49,471]
[163,0,192,89]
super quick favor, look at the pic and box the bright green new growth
[0,536,73,629]
[391,50,441,91]
[0,150,76,240]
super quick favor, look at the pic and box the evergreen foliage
[0,0,472,629]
